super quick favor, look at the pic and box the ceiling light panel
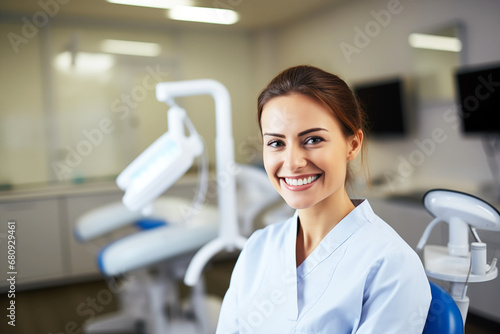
[100,39,161,57]
[167,6,239,25]
[107,0,194,9]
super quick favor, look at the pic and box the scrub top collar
[284,199,372,321]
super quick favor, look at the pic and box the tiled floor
[1,258,499,334]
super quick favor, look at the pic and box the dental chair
[76,196,219,334]
[75,164,285,334]
[424,280,464,334]
[417,189,500,333]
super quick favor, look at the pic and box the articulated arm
[156,79,247,286]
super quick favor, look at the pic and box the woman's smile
[279,173,322,191]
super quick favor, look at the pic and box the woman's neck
[296,190,354,267]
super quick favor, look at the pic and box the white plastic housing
[471,242,487,275]
[448,216,469,257]
[419,189,500,257]
[423,189,500,231]
[116,106,203,212]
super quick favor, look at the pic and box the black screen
[456,64,500,134]
[354,79,406,137]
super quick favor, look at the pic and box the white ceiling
[0,0,343,30]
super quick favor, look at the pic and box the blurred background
[1,0,500,333]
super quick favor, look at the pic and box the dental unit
[74,79,286,334]
[417,189,500,326]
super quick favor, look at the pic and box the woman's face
[261,93,361,210]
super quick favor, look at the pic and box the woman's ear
[347,129,363,161]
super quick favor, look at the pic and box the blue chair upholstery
[423,281,464,334]
[134,218,168,230]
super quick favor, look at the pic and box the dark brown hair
[257,65,368,185]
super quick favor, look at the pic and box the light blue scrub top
[216,199,431,334]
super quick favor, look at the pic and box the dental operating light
[117,104,203,213]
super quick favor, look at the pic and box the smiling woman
[258,65,368,187]
[260,93,361,212]
[216,65,432,334]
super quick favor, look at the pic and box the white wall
[252,0,500,193]
[0,23,48,185]
[0,21,257,185]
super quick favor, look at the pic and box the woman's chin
[284,198,316,210]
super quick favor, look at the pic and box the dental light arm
[155,79,247,286]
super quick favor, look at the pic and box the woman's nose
[284,145,307,171]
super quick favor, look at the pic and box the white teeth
[284,175,319,186]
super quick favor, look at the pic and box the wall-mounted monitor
[455,63,500,135]
[353,78,406,137]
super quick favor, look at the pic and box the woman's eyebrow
[263,132,285,138]
[298,128,327,137]
[263,128,327,138]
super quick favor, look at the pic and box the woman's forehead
[261,94,339,133]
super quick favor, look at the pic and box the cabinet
[0,177,202,292]
[0,183,124,291]
[0,198,65,286]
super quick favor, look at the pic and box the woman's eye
[268,140,284,148]
[305,136,324,145]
